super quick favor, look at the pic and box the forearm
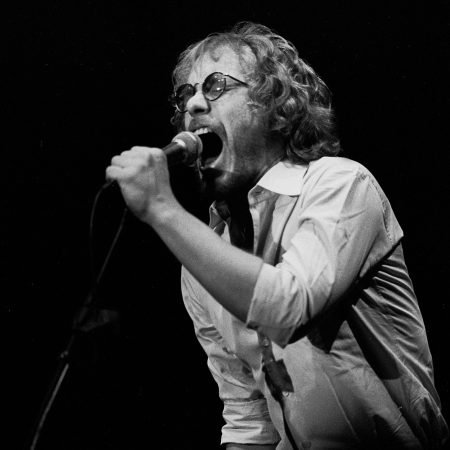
[150,202,263,322]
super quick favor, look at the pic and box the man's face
[183,46,283,201]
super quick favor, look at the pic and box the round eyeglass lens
[204,73,226,100]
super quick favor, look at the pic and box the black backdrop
[2,1,449,449]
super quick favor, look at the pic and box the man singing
[106,22,448,449]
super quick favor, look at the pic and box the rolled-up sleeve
[181,268,279,446]
[247,164,403,347]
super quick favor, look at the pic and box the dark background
[2,1,449,449]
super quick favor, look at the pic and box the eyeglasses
[169,71,248,113]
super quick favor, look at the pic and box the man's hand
[105,146,179,224]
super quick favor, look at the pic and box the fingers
[106,146,166,181]
[105,165,139,181]
[112,146,165,165]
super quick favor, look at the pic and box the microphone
[103,132,202,189]
[163,131,202,167]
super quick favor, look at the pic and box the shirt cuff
[221,398,279,445]
[247,263,301,347]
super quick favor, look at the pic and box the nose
[186,88,210,116]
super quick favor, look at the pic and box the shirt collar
[255,160,308,196]
[209,160,307,227]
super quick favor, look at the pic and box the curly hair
[171,22,341,163]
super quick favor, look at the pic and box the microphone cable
[88,180,127,299]
[28,180,127,450]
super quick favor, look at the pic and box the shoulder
[299,156,390,217]
[302,157,402,241]
[308,156,371,176]
[304,156,381,191]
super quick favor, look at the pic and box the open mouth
[194,129,223,169]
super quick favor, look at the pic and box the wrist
[144,197,183,229]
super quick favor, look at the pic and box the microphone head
[171,131,203,166]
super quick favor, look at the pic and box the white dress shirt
[181,157,448,448]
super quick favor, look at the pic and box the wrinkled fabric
[181,157,448,448]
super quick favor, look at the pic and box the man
[106,22,448,449]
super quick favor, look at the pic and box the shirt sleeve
[247,162,403,347]
[181,267,280,446]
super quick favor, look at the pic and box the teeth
[194,127,211,135]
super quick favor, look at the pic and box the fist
[106,146,177,223]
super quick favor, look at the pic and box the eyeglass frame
[169,71,249,113]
